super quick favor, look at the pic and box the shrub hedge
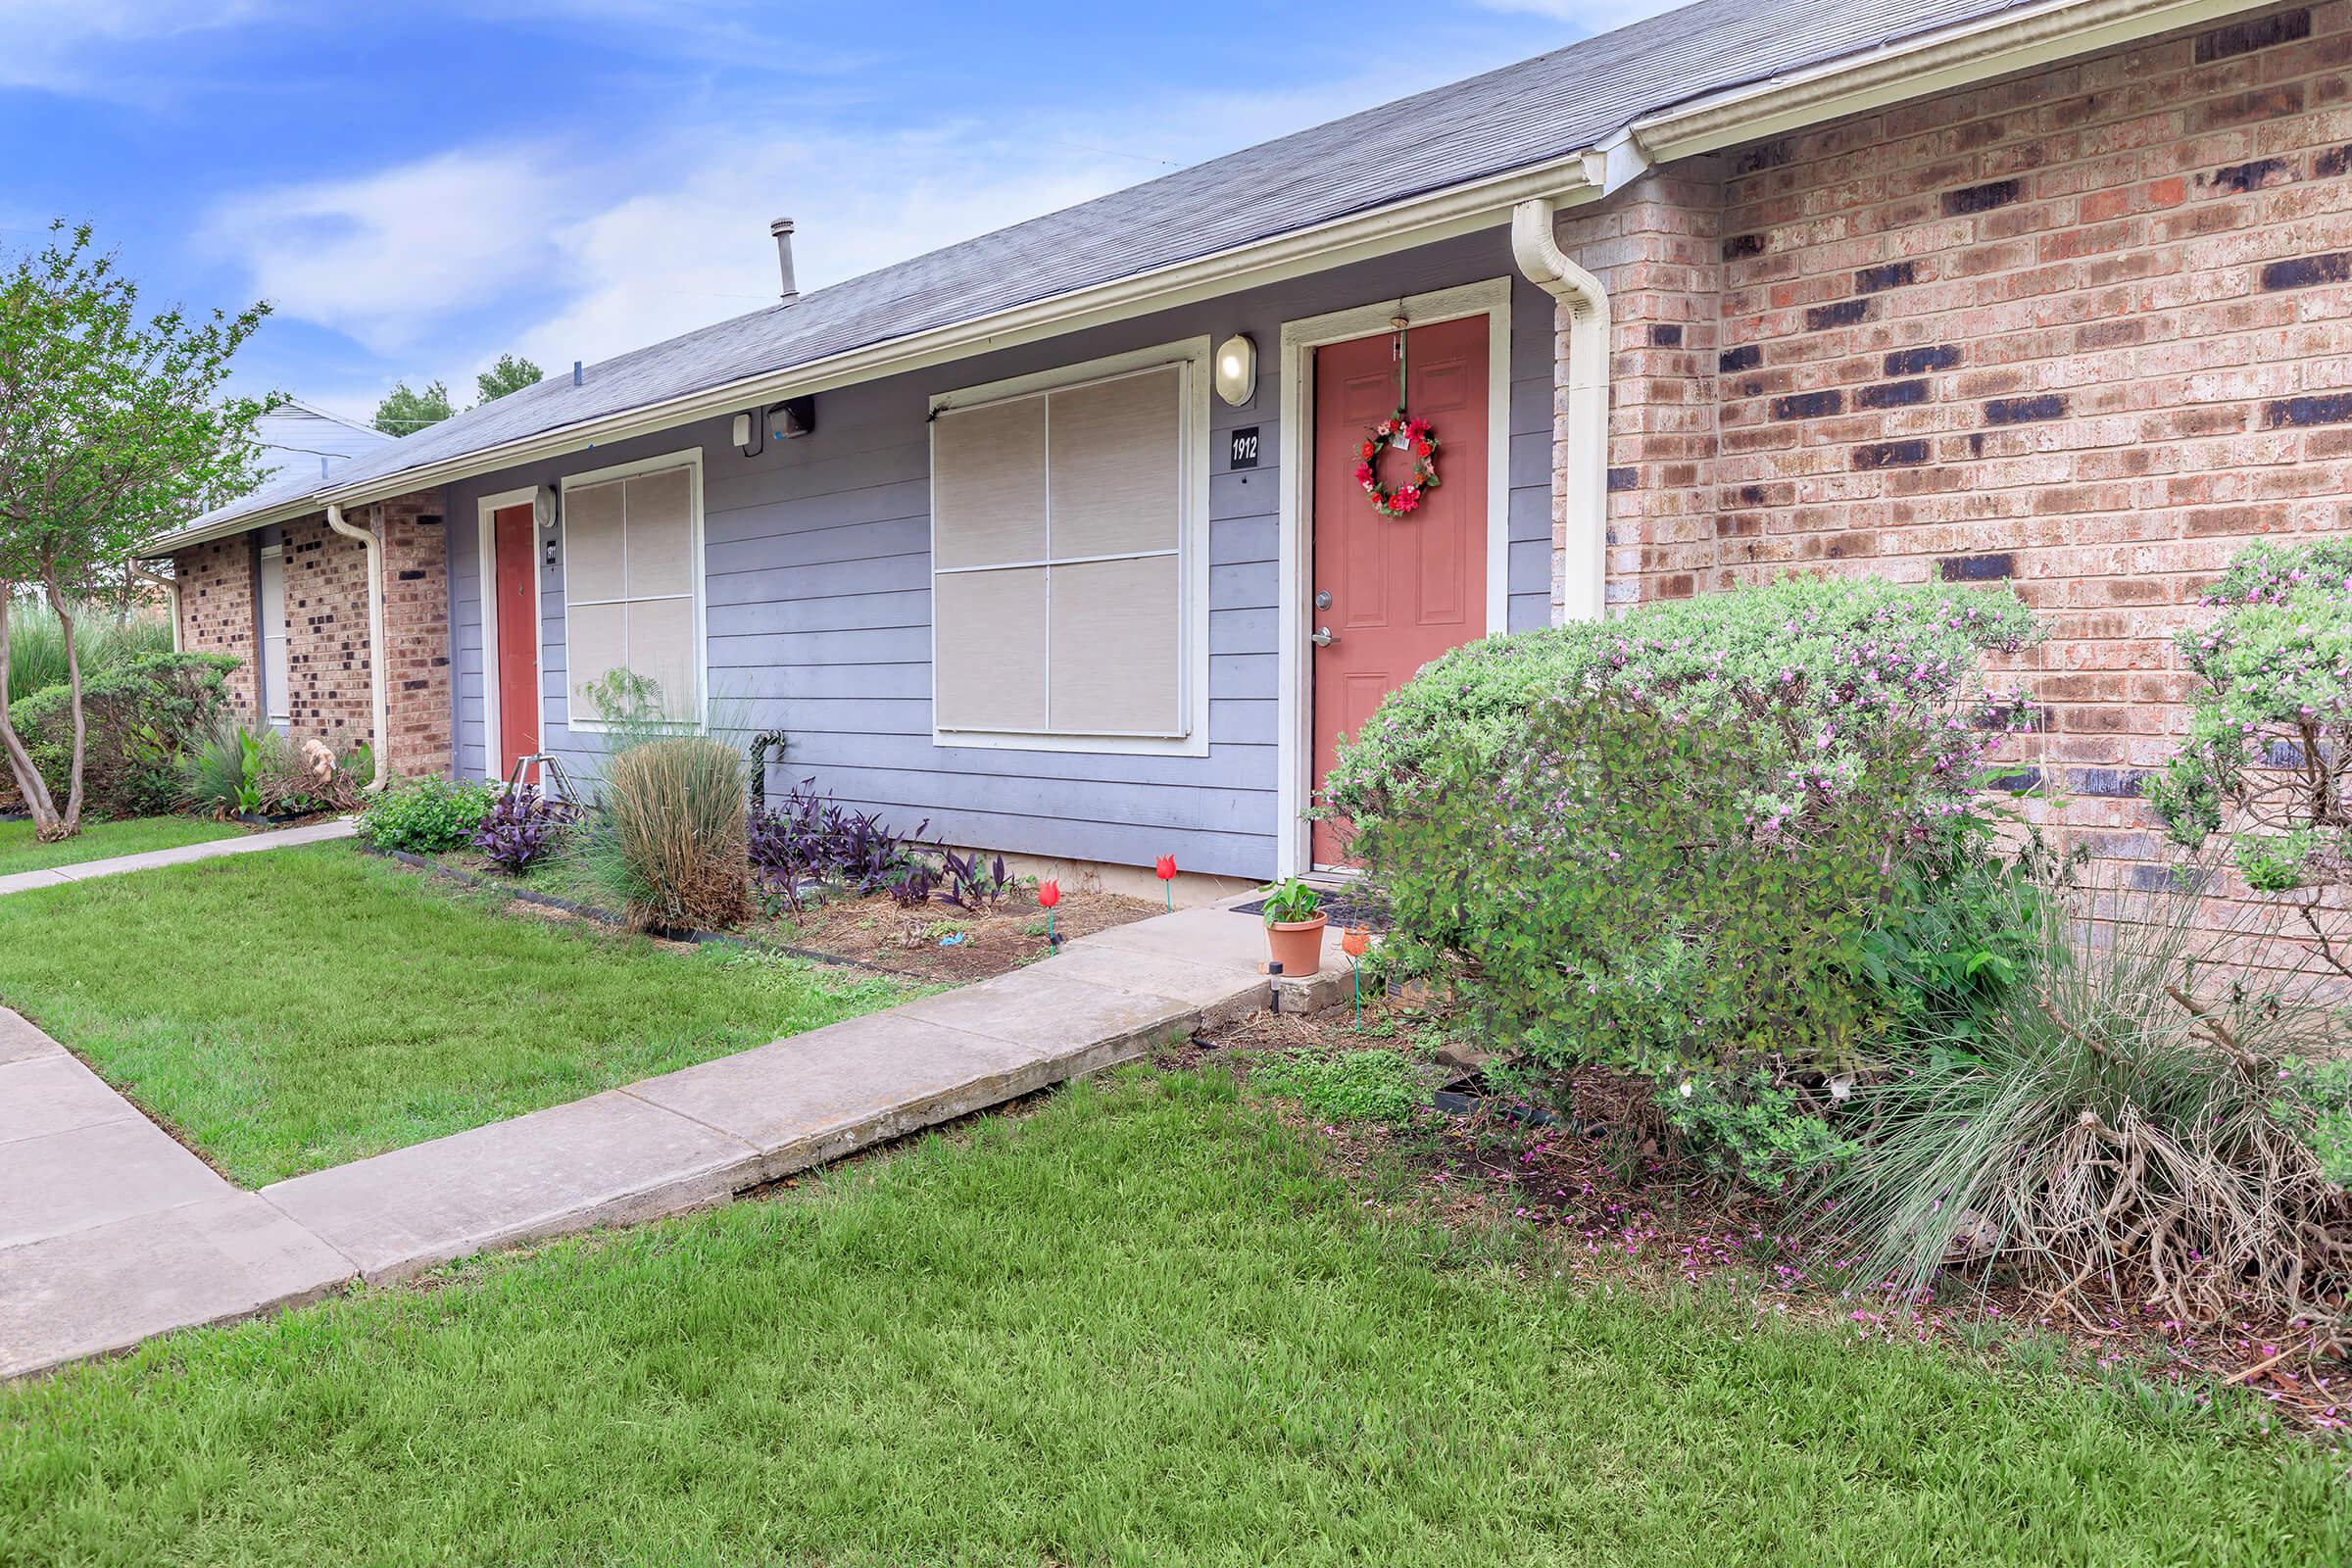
[2148,537,2352,891]
[6,651,238,816]
[1341,576,2041,1176]
[356,775,498,853]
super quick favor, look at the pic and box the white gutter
[1511,198,1611,623]
[324,503,391,793]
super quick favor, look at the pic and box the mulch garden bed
[410,847,1161,986]
[770,885,1161,983]
[1182,996,2352,1438]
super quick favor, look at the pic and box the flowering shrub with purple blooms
[2148,538,2352,894]
[1325,574,2038,841]
[1347,575,2043,1184]
[471,787,572,873]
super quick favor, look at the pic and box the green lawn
[0,813,244,876]
[2,1071,2341,1567]
[0,845,904,1184]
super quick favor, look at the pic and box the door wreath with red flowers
[1354,413,1439,517]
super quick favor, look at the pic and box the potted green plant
[1258,877,1327,976]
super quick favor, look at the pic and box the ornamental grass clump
[1818,868,2352,1331]
[1344,575,2042,1184]
[592,735,748,932]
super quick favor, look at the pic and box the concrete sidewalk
[0,1008,353,1379]
[0,817,358,898]
[0,900,1339,1379]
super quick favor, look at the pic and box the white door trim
[1274,276,1513,880]
[476,486,544,783]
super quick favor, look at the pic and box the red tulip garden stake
[1038,878,1061,948]
[1154,854,1177,911]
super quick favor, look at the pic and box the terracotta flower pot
[1265,910,1329,977]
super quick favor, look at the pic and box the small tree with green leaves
[373,354,541,437]
[372,378,455,436]
[2149,536,2352,968]
[0,221,273,840]
[474,354,542,404]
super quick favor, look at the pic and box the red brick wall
[280,513,371,741]
[172,491,450,776]
[380,495,453,776]
[173,535,259,722]
[1553,164,1726,612]
[1551,1,2352,882]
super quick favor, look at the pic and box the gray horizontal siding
[446,223,1558,879]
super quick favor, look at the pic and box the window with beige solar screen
[561,458,700,725]
[930,360,1192,742]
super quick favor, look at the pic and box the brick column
[379,493,453,778]
[1549,160,1727,614]
[282,513,371,742]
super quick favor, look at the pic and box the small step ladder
[504,753,582,809]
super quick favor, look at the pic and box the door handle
[1310,626,1336,648]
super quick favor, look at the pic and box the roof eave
[143,0,2269,558]
[1630,0,2256,162]
[146,148,1606,555]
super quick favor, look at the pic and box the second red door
[493,503,540,779]
[1309,315,1490,867]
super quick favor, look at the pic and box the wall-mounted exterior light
[774,394,816,439]
[1214,333,1256,408]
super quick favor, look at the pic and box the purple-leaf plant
[472,787,572,873]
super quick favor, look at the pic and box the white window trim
[475,484,547,782]
[556,446,708,734]
[925,335,1212,758]
[1273,277,1515,879]
[258,541,290,728]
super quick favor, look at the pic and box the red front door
[1310,315,1489,867]
[493,503,540,779]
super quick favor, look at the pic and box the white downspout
[325,503,391,793]
[125,561,182,652]
[1511,197,1612,622]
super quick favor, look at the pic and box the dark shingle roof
[171,0,2035,541]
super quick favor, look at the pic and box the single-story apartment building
[148,0,2352,892]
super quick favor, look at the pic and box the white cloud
[0,0,268,91]
[513,46,1549,372]
[508,124,1132,372]
[201,147,571,354]
[207,28,1595,399]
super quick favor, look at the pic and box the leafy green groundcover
[3,1072,2343,1567]
[0,813,243,877]
[0,844,903,1184]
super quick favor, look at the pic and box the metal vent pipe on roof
[770,217,799,303]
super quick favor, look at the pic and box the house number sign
[1229,426,1260,469]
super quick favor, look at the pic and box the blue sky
[2,0,1670,424]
